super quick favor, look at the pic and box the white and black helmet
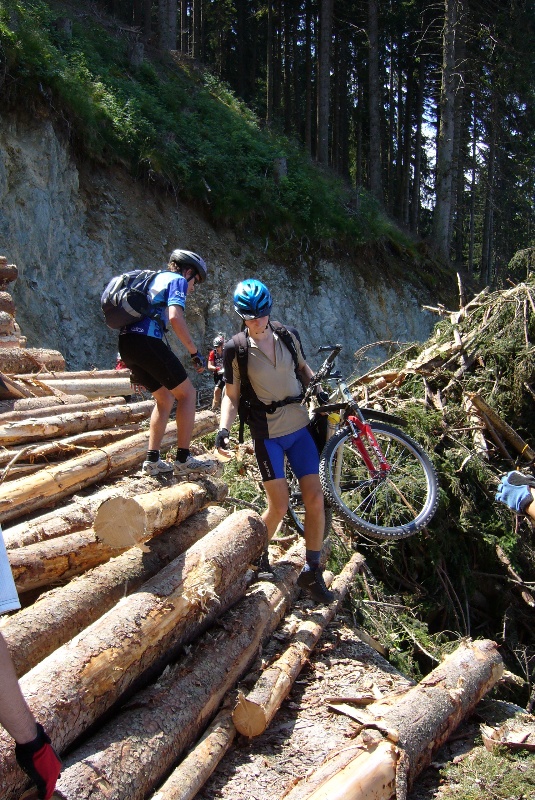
[213,335,224,347]
[168,249,208,283]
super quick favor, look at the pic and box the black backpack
[101,269,165,330]
[232,322,303,443]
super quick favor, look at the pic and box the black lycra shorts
[118,333,188,393]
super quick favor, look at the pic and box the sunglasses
[188,271,201,286]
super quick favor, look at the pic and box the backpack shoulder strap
[270,322,300,375]
[232,331,250,390]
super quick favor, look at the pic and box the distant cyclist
[208,334,226,411]
[118,249,215,477]
[215,279,334,604]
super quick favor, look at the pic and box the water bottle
[327,411,340,438]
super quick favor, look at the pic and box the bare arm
[0,633,36,744]
[220,379,240,432]
[298,362,314,387]
[168,305,198,356]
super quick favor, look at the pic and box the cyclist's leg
[286,427,325,550]
[254,438,289,539]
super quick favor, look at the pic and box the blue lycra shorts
[254,425,319,482]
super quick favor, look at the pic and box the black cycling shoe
[255,548,274,579]
[297,568,335,604]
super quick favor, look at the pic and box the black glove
[215,428,230,449]
[15,723,62,800]
[190,351,206,370]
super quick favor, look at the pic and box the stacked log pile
[0,260,516,800]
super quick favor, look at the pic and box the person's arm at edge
[168,305,198,355]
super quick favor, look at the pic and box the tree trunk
[0,425,141,467]
[0,291,15,315]
[316,0,333,165]
[2,474,163,549]
[0,410,217,523]
[9,478,227,592]
[2,506,229,677]
[94,477,228,547]
[14,369,130,381]
[282,639,503,799]
[20,376,133,398]
[410,56,425,233]
[0,510,266,800]
[0,400,153,445]
[152,706,236,800]
[431,0,458,262]
[0,347,65,374]
[50,543,305,800]
[368,0,383,201]
[233,553,364,737]
[0,396,124,424]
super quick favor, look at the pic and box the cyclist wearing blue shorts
[215,279,334,604]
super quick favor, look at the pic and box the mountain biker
[215,279,334,604]
[496,472,535,520]
[0,527,61,799]
[208,334,226,411]
[118,249,215,476]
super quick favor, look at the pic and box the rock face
[0,114,435,376]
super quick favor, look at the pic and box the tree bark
[151,706,236,800]
[368,0,383,201]
[9,478,227,592]
[0,261,18,284]
[431,0,458,262]
[49,543,305,800]
[0,291,15,315]
[2,506,229,677]
[0,396,124,424]
[282,639,503,799]
[0,410,218,523]
[13,369,131,381]
[232,553,364,737]
[94,477,227,548]
[0,425,141,467]
[316,0,333,165]
[0,348,65,374]
[0,400,153,445]
[20,376,133,398]
[0,510,267,800]
[466,393,535,462]
[2,474,163,549]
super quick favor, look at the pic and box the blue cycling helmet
[233,279,273,320]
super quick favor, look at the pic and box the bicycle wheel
[286,461,332,537]
[319,422,438,539]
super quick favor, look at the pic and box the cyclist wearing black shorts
[215,279,334,604]
[118,249,216,477]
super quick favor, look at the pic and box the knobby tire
[319,422,438,539]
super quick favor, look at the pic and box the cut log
[0,333,27,348]
[14,369,131,381]
[0,261,18,284]
[48,543,305,800]
[0,347,65,374]
[1,506,229,677]
[232,553,364,737]
[467,392,535,462]
[0,310,15,335]
[151,707,236,800]
[0,396,124,424]
[9,479,228,592]
[0,291,15,315]
[0,509,267,800]
[2,474,167,549]
[281,639,504,800]
[0,399,154,445]
[21,377,133,398]
[0,426,141,468]
[0,409,218,523]
[0,371,33,400]
[93,478,225,548]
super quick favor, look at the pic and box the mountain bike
[289,344,438,540]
